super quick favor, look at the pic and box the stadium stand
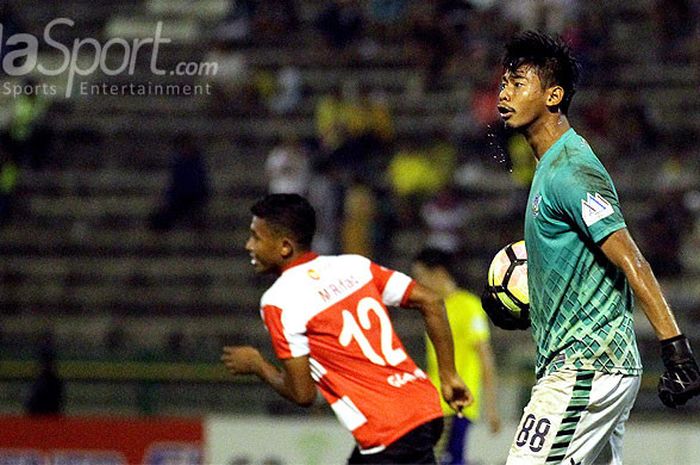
[0,0,699,415]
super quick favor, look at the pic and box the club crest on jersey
[531,194,542,217]
[581,192,614,226]
[307,269,320,280]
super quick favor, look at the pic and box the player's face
[497,65,549,129]
[245,216,284,274]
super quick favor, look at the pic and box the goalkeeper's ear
[480,287,530,331]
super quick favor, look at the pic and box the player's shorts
[506,369,641,465]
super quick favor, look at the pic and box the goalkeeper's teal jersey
[524,128,642,378]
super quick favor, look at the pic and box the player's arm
[403,283,473,412]
[599,228,679,339]
[475,340,501,433]
[600,228,700,408]
[221,346,316,407]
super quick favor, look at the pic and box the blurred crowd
[0,0,698,326]
[0,1,699,414]
[209,0,700,282]
[1,0,698,278]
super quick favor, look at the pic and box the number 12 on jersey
[338,297,408,366]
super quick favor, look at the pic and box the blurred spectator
[315,83,349,153]
[371,184,399,263]
[0,2,25,69]
[204,42,259,116]
[367,0,409,38]
[25,344,64,416]
[0,147,18,226]
[148,134,210,232]
[437,0,475,38]
[408,4,460,90]
[450,93,484,153]
[579,88,614,139]
[253,0,300,41]
[470,78,501,136]
[643,187,693,278]
[337,84,394,181]
[420,185,469,253]
[341,180,376,256]
[0,78,52,170]
[388,138,447,199]
[307,159,344,255]
[653,0,697,62]
[506,131,535,228]
[562,5,612,83]
[501,0,578,32]
[315,82,393,182]
[166,331,187,359]
[642,155,695,277]
[388,137,448,223]
[214,0,257,44]
[265,136,310,195]
[427,129,457,184]
[607,89,659,155]
[507,132,535,188]
[315,0,365,51]
[105,325,128,355]
[348,85,394,144]
[267,66,303,115]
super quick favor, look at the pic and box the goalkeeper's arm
[600,227,700,407]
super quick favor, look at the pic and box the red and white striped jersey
[260,252,443,453]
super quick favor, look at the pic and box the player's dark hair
[414,247,455,276]
[503,30,580,114]
[251,193,316,249]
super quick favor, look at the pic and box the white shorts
[506,369,641,465]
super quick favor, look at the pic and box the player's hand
[658,335,700,408]
[480,287,530,330]
[440,372,473,415]
[486,406,502,434]
[221,346,264,376]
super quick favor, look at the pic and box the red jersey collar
[280,251,319,273]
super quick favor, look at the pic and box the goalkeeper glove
[658,335,700,408]
[480,287,530,331]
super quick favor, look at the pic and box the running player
[484,30,700,464]
[222,193,471,464]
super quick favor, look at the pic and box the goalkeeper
[482,30,700,465]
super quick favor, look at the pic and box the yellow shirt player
[413,248,501,465]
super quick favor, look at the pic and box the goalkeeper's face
[497,65,551,130]
[245,216,286,274]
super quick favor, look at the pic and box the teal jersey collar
[538,128,576,167]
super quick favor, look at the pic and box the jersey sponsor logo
[387,368,428,388]
[531,194,542,217]
[307,269,320,280]
[581,192,614,226]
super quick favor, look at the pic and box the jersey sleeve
[369,261,416,307]
[550,161,626,244]
[261,304,309,360]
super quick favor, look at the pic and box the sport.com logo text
[0,18,218,98]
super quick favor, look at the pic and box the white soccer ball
[487,240,529,318]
